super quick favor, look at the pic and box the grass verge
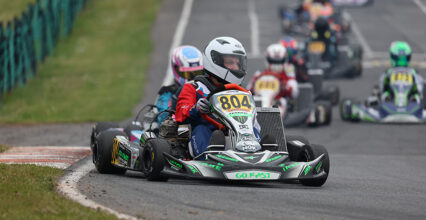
[0,0,161,123]
[0,164,117,219]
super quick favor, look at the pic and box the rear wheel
[90,122,120,148]
[91,122,120,163]
[300,144,330,187]
[94,130,127,174]
[142,138,171,181]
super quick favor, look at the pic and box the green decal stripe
[315,161,323,173]
[282,163,299,172]
[168,159,183,168]
[216,154,239,162]
[227,113,252,117]
[304,165,311,175]
[265,155,283,163]
[187,165,198,174]
[197,162,222,171]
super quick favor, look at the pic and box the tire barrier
[0,0,88,99]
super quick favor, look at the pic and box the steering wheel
[202,84,249,130]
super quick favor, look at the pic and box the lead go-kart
[250,72,335,127]
[305,40,362,79]
[341,68,426,123]
[91,84,330,186]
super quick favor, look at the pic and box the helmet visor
[177,70,204,80]
[211,50,247,79]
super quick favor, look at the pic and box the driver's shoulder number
[217,94,252,111]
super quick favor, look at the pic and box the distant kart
[279,4,351,39]
[305,40,362,79]
[251,72,333,127]
[341,68,426,123]
[91,84,330,186]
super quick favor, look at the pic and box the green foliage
[0,0,160,123]
[0,164,117,219]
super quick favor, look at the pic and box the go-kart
[251,72,333,127]
[341,68,426,123]
[305,40,362,79]
[91,84,330,186]
[279,2,351,39]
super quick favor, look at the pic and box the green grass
[0,164,117,219]
[0,0,161,123]
[0,145,10,153]
[0,0,36,27]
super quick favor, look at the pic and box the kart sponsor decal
[217,94,252,112]
[281,163,300,172]
[111,138,120,165]
[304,165,311,175]
[167,159,183,170]
[118,149,129,162]
[215,154,239,162]
[265,155,283,163]
[196,161,222,171]
[224,170,281,180]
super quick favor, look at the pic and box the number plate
[217,94,252,112]
[390,73,413,84]
[308,41,325,54]
[254,76,280,93]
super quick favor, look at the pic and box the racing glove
[196,98,211,114]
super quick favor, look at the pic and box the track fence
[0,0,88,100]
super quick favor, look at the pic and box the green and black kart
[91,84,330,186]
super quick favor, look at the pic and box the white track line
[57,159,136,220]
[164,0,195,86]
[248,0,260,57]
[413,0,426,14]
[343,11,374,58]
[57,1,195,219]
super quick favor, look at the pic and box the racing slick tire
[90,122,120,148]
[316,100,332,125]
[300,144,330,187]
[423,82,426,109]
[142,138,171,181]
[286,135,310,162]
[318,85,340,105]
[340,98,359,121]
[94,130,127,174]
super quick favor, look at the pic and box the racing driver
[175,36,261,157]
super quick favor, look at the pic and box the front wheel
[300,144,330,187]
[142,138,171,181]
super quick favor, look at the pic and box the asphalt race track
[3,0,426,219]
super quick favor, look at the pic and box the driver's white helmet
[265,43,287,73]
[203,36,247,85]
